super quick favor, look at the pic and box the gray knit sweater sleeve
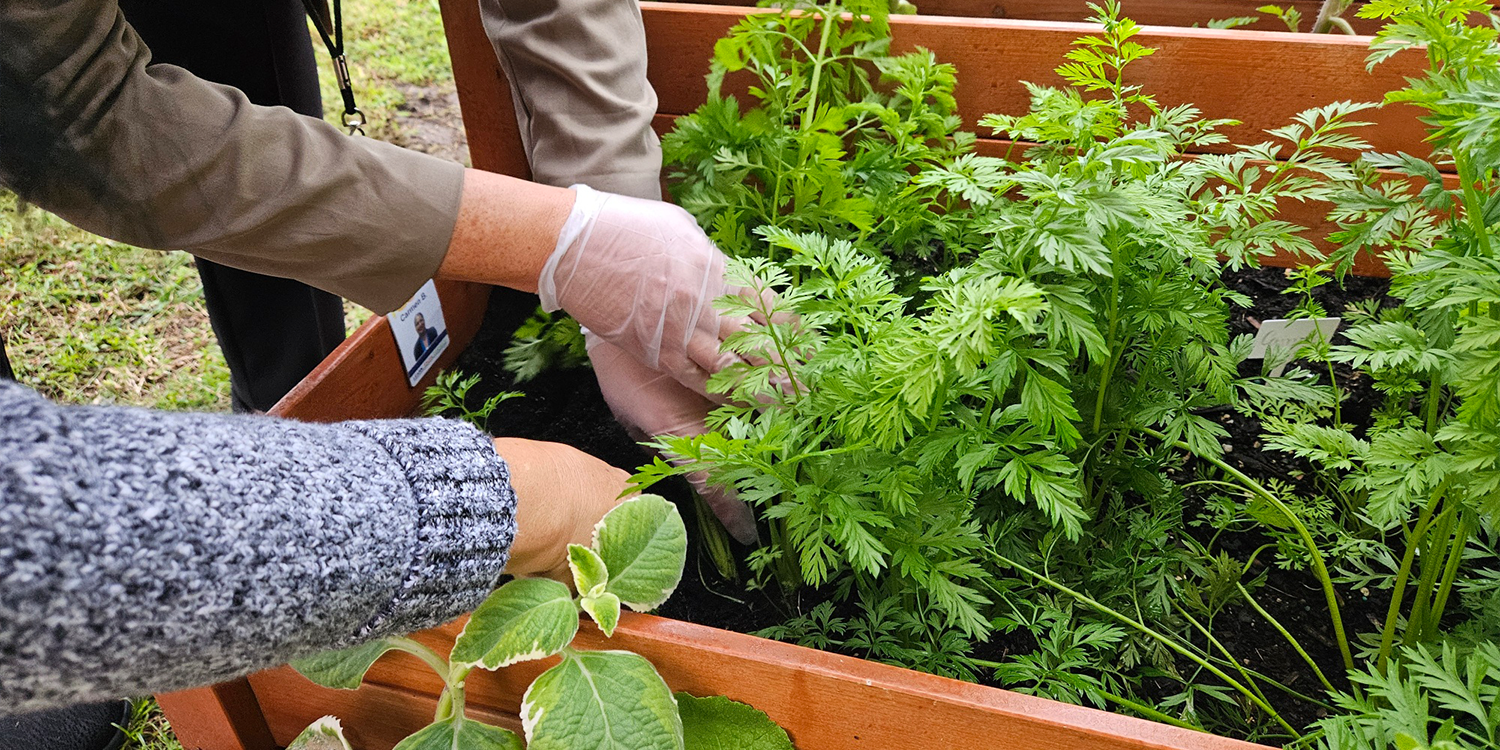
[0,381,517,714]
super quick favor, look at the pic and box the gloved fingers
[587,336,761,545]
[683,469,759,545]
[684,332,747,404]
[590,336,722,438]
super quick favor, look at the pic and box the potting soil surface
[450,268,1395,734]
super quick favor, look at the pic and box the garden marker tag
[1249,317,1340,377]
[388,279,450,387]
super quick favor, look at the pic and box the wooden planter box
[157,2,1445,748]
[156,287,1279,750]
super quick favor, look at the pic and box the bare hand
[494,437,632,582]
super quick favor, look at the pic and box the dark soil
[449,268,1394,735]
[450,289,792,636]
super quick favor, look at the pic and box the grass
[117,700,185,750]
[2,0,460,746]
[0,194,231,410]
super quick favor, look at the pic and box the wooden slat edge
[276,614,1274,750]
[664,0,1397,32]
[248,668,521,750]
[595,613,1272,750]
[155,680,277,750]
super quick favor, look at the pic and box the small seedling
[421,369,521,428]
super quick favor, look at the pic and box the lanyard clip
[342,108,367,137]
[332,54,364,136]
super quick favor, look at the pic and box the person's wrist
[537,184,609,312]
[435,170,575,294]
[492,438,572,577]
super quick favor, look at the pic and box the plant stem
[390,637,452,683]
[1310,0,1351,34]
[993,552,1301,739]
[1376,481,1446,669]
[1092,256,1124,434]
[1423,371,1444,434]
[1454,150,1494,258]
[1237,583,1337,693]
[1100,692,1203,731]
[768,516,802,589]
[1424,511,1472,638]
[1142,427,1355,672]
[390,637,462,723]
[1176,605,1274,710]
[693,492,740,581]
[1404,500,1456,647]
[799,12,837,134]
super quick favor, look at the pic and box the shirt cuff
[341,417,514,637]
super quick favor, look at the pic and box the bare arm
[438,169,574,293]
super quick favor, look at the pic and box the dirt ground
[388,82,471,166]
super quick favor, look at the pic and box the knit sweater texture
[0,380,517,714]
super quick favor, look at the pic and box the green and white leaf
[581,591,622,637]
[292,639,400,690]
[450,578,579,670]
[569,544,610,596]
[677,694,796,750]
[286,717,354,750]
[522,649,684,750]
[592,495,687,610]
[391,717,523,750]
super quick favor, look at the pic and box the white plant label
[1249,317,1341,377]
[388,279,450,386]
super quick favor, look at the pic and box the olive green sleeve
[0,0,466,313]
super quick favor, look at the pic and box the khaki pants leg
[479,0,663,201]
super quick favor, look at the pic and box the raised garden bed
[157,1,1498,748]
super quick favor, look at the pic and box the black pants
[119,0,347,412]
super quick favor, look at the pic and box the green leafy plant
[1244,0,1500,670]
[501,308,589,383]
[1310,642,1500,750]
[422,369,522,428]
[663,0,971,286]
[634,2,1407,739]
[289,496,794,750]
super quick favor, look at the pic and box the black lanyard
[301,0,366,135]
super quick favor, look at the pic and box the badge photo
[388,279,450,386]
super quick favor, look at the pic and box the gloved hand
[587,332,759,544]
[538,185,747,399]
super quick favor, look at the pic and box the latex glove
[496,437,632,583]
[587,332,759,544]
[539,185,747,399]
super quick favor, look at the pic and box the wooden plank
[253,613,1274,750]
[248,668,522,750]
[155,681,277,750]
[665,0,1388,32]
[640,3,1430,159]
